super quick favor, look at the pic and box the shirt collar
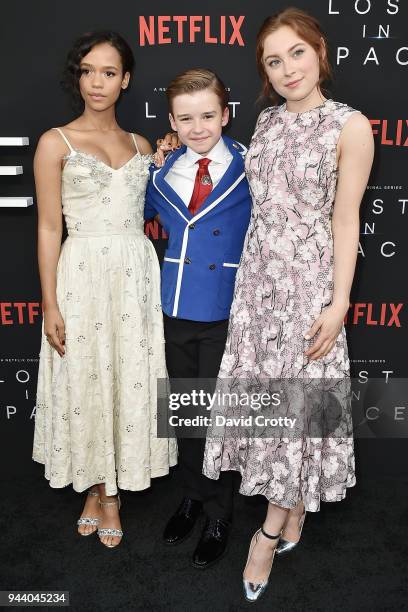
[182,137,230,167]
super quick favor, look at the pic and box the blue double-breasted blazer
[144,135,251,322]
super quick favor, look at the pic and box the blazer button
[213,229,220,236]
[209,264,216,270]
[190,223,195,230]
[184,257,191,264]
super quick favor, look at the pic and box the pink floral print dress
[203,100,359,512]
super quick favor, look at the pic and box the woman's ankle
[100,494,119,503]
[259,527,280,547]
[295,500,305,515]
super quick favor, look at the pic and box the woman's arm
[305,113,374,361]
[35,130,66,356]
[138,133,163,224]
[332,113,374,309]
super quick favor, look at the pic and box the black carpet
[1,463,407,612]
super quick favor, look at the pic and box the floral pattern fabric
[33,146,177,495]
[203,100,359,511]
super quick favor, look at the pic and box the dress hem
[32,455,178,494]
[203,465,356,512]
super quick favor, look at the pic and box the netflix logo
[370,120,408,147]
[1,301,403,328]
[144,220,168,240]
[138,15,245,46]
[345,303,403,327]
[1,303,41,325]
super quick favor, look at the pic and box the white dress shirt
[164,138,233,206]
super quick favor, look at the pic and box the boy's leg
[191,318,234,568]
[163,314,204,545]
[163,313,201,502]
[197,319,234,521]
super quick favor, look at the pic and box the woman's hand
[153,132,181,167]
[44,305,66,357]
[304,302,349,361]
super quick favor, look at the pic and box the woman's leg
[243,502,289,583]
[77,485,101,535]
[97,484,123,547]
[280,499,305,542]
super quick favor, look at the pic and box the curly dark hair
[61,31,135,111]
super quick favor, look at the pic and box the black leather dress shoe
[192,517,230,569]
[163,497,203,545]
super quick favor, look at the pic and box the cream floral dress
[203,100,358,512]
[33,129,177,495]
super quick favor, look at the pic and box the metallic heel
[276,509,306,555]
[77,488,100,536]
[97,494,123,547]
[243,526,280,603]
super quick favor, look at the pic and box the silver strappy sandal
[77,488,100,536]
[97,495,123,548]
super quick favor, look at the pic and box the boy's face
[169,89,229,156]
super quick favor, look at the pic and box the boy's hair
[166,68,229,113]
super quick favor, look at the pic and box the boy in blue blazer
[144,69,251,568]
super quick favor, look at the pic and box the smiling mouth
[286,78,303,88]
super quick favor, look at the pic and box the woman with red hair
[203,7,374,602]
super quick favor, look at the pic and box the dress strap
[131,133,140,154]
[53,128,74,154]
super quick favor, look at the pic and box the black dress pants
[163,313,234,521]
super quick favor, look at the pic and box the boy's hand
[153,132,181,166]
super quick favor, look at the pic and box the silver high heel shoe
[276,509,306,555]
[243,526,281,603]
[97,494,123,548]
[77,488,100,536]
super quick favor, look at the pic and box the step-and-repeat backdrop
[1,0,407,478]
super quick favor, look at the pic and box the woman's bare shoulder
[36,128,68,159]
[132,133,153,155]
